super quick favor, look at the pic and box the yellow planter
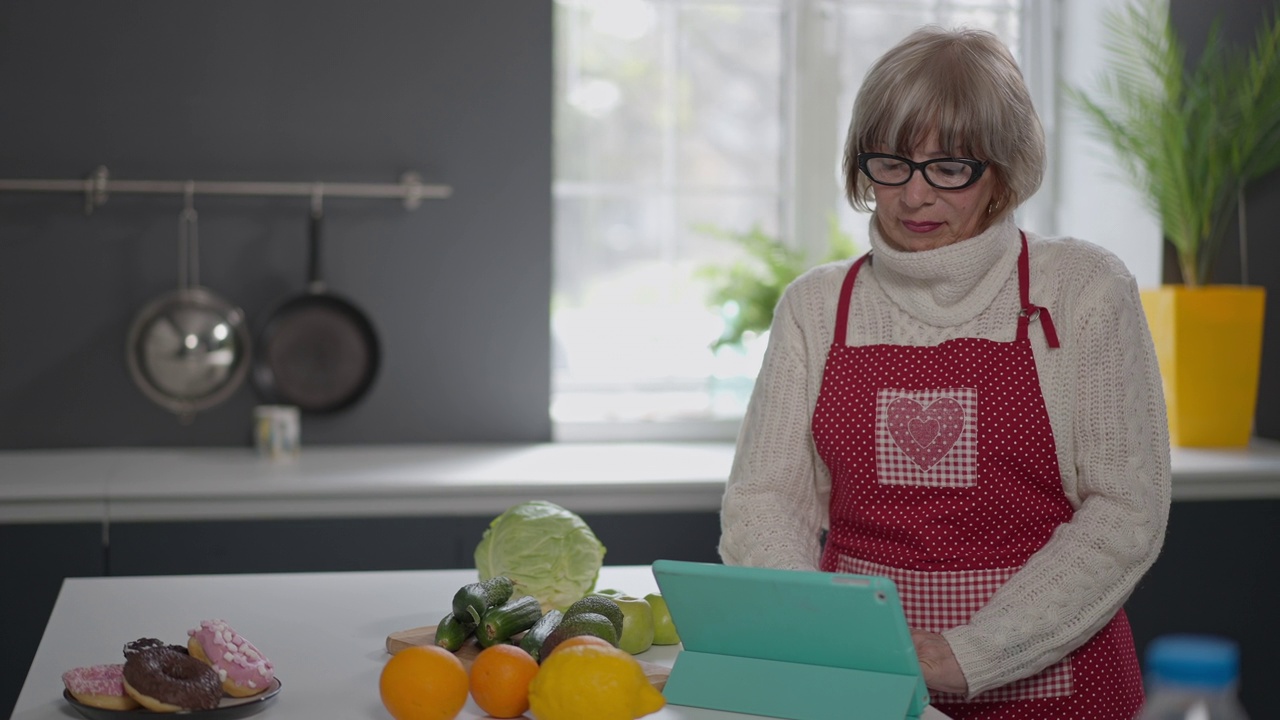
[1139,285,1267,447]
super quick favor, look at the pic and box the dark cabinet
[109,516,482,575]
[1125,499,1279,719]
[105,511,722,576]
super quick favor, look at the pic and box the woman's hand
[911,629,969,695]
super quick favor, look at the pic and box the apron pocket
[832,554,1073,702]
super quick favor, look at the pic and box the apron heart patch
[886,396,965,470]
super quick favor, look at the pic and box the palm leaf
[1066,0,1280,286]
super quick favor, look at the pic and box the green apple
[644,592,680,645]
[592,589,654,654]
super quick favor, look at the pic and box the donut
[62,664,140,711]
[122,647,222,712]
[187,619,275,697]
[124,637,187,656]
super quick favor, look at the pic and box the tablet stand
[663,649,926,720]
[651,559,931,720]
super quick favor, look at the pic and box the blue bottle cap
[1145,634,1240,689]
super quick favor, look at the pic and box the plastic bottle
[1137,634,1249,720]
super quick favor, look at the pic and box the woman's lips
[903,220,943,233]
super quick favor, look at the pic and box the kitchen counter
[3,439,1280,523]
[0,443,733,523]
[10,566,954,720]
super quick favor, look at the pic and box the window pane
[553,0,1024,437]
[680,4,784,188]
[553,0,785,430]
[555,0,665,186]
[552,191,778,424]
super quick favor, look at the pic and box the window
[553,0,1030,441]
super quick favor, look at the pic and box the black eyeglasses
[857,153,988,190]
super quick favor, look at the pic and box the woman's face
[869,133,999,252]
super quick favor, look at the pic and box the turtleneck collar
[866,213,1021,327]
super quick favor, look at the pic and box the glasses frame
[857,153,989,191]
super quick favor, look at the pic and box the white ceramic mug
[254,405,300,461]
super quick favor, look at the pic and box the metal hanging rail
[0,165,451,214]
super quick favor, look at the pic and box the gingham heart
[886,396,965,470]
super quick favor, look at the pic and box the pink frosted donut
[62,664,140,710]
[187,619,275,697]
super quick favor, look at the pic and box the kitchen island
[11,565,953,720]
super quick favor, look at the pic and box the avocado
[538,611,619,659]
[563,595,625,638]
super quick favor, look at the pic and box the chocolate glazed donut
[123,648,222,712]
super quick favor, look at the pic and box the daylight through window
[552,0,1024,441]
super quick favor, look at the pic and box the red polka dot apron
[813,235,1144,719]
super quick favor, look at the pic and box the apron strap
[1016,231,1060,348]
[834,253,871,346]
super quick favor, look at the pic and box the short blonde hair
[843,26,1045,216]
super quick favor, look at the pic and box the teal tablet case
[651,559,931,720]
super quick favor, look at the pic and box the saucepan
[126,188,252,422]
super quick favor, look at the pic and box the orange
[468,644,539,719]
[379,645,469,720]
[547,634,615,657]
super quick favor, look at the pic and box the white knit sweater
[718,214,1172,697]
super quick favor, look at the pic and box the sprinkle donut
[124,637,187,657]
[122,648,222,712]
[187,619,275,697]
[62,664,139,711]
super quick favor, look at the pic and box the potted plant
[1068,0,1280,447]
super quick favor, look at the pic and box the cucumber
[452,576,515,624]
[476,595,543,648]
[519,609,563,662]
[434,611,476,652]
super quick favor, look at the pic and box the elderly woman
[718,26,1171,719]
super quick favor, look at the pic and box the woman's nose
[902,171,936,206]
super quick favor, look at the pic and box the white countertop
[11,566,953,720]
[2,439,1279,523]
[0,443,733,523]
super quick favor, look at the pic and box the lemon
[527,644,666,720]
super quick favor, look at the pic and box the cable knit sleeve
[718,274,831,571]
[942,254,1172,696]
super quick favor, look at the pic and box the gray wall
[1169,0,1280,440]
[0,1,553,448]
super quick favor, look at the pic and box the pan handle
[308,184,327,293]
[179,181,199,291]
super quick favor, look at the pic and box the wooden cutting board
[386,625,671,691]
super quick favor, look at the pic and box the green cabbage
[474,500,607,612]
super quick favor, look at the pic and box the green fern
[697,218,858,351]
[1066,0,1280,286]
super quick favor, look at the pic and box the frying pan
[253,199,380,413]
[126,198,252,422]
